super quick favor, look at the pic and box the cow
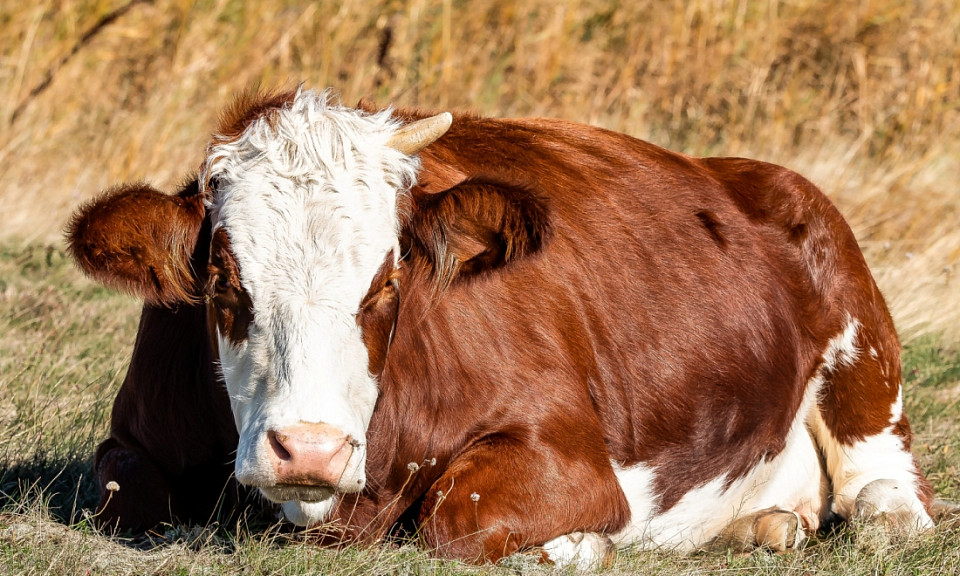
[67,87,939,566]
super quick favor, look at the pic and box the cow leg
[95,441,249,531]
[94,438,177,532]
[810,316,934,532]
[415,434,628,566]
[709,508,805,552]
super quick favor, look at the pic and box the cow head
[67,88,549,527]
[201,89,453,524]
[67,89,451,525]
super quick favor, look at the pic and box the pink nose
[266,422,356,488]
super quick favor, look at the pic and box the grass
[2,0,960,573]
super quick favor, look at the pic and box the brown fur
[215,87,299,144]
[66,180,206,307]
[206,228,254,345]
[67,94,930,561]
[358,253,401,376]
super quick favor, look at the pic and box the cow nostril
[267,430,292,461]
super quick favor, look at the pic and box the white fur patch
[809,410,930,527]
[822,316,861,373]
[200,89,419,518]
[281,498,339,527]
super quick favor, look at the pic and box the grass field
[2,0,959,573]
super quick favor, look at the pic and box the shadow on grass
[0,454,98,525]
[0,453,286,554]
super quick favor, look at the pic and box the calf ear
[403,180,550,287]
[66,180,207,306]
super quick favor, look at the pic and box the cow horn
[386,112,453,155]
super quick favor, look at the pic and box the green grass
[2,242,959,575]
[903,340,960,504]
[0,244,137,525]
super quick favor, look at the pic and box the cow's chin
[281,498,338,527]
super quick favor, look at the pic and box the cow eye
[214,274,230,293]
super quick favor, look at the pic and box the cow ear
[402,180,550,287]
[66,180,207,306]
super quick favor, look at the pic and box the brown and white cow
[68,88,936,566]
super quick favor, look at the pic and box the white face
[200,90,417,525]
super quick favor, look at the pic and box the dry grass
[2,1,960,574]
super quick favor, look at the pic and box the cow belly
[609,384,828,551]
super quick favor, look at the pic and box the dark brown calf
[71,182,258,531]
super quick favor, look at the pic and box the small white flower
[470,492,480,502]
[105,481,120,492]
[436,490,444,498]
[407,462,420,472]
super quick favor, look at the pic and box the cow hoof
[853,479,934,533]
[753,510,804,552]
[711,508,805,553]
[542,531,616,569]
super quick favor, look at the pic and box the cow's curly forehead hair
[196,87,422,319]
[215,86,300,143]
[199,87,419,210]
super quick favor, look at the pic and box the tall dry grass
[1,0,958,343]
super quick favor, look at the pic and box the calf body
[69,89,933,561]
[80,195,259,530]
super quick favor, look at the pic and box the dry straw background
[2,0,959,347]
[1,1,960,574]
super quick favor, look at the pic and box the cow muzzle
[248,422,365,502]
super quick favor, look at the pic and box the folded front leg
[415,433,630,564]
[94,438,176,532]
